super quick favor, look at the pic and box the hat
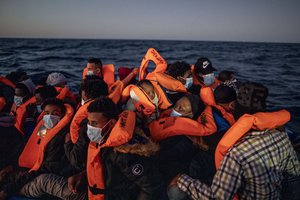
[46,72,67,86]
[214,84,237,104]
[20,78,36,95]
[118,67,133,81]
[236,82,268,114]
[184,94,205,118]
[194,58,217,75]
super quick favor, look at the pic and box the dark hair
[137,79,154,89]
[35,85,58,100]
[214,84,237,104]
[81,78,108,99]
[87,96,119,120]
[15,83,30,96]
[88,58,102,67]
[233,82,268,120]
[41,98,66,115]
[166,61,191,79]
[218,70,234,82]
[6,70,28,84]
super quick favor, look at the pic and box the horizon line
[0,36,299,45]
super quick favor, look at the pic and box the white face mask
[81,98,91,106]
[152,93,159,106]
[184,77,194,89]
[14,96,23,107]
[170,109,182,117]
[86,70,94,76]
[36,105,42,113]
[43,114,61,129]
[87,120,111,143]
[203,73,214,86]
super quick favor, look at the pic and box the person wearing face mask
[10,82,34,116]
[0,98,75,199]
[189,57,221,95]
[69,77,109,144]
[154,61,193,105]
[148,94,217,200]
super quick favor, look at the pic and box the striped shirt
[177,129,300,200]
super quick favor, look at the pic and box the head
[171,94,204,119]
[87,97,119,143]
[46,72,67,87]
[233,82,268,120]
[214,84,237,113]
[6,70,28,84]
[137,80,156,100]
[167,61,193,88]
[86,58,103,77]
[218,70,235,82]
[81,77,108,105]
[194,58,217,86]
[41,98,65,129]
[35,86,58,112]
[14,83,32,106]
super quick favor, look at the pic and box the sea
[0,38,299,134]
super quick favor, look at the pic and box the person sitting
[172,82,300,200]
[10,82,34,116]
[85,58,103,78]
[0,98,74,199]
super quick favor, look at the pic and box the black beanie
[214,84,237,104]
[184,94,205,119]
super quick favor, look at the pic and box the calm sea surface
[0,39,299,133]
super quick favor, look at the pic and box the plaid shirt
[177,129,300,200]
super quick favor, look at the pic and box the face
[15,88,26,98]
[87,63,101,76]
[35,93,43,105]
[88,112,116,135]
[81,90,89,101]
[217,101,236,113]
[173,97,193,118]
[177,70,192,84]
[140,83,155,100]
[43,104,63,117]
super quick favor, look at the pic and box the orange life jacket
[121,84,157,117]
[56,86,77,104]
[155,72,187,93]
[215,109,291,169]
[200,87,235,126]
[108,80,124,104]
[14,97,36,135]
[70,100,93,144]
[148,106,217,141]
[138,48,168,81]
[0,76,16,89]
[18,104,74,171]
[0,97,6,112]
[82,64,115,87]
[87,111,135,200]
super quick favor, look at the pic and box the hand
[65,132,71,143]
[168,174,182,189]
[132,68,139,76]
[67,171,86,194]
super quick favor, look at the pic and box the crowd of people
[0,48,299,200]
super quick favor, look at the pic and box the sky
[0,0,300,43]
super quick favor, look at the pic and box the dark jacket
[101,130,163,200]
[64,119,89,171]
[0,114,24,170]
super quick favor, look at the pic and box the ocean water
[0,38,299,133]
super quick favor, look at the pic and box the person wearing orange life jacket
[172,82,300,200]
[155,61,193,105]
[46,72,77,106]
[0,98,74,198]
[85,97,163,200]
[190,57,221,95]
[69,77,109,145]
